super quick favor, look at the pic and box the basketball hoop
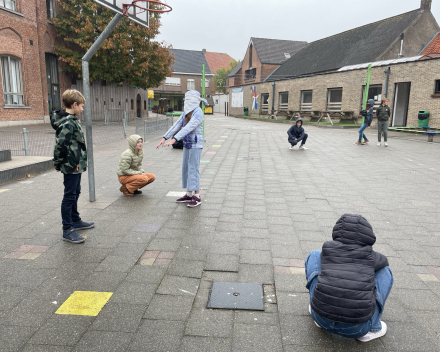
[123,0,172,17]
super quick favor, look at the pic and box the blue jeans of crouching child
[305,250,393,338]
[358,123,368,141]
[62,173,82,231]
[182,147,202,192]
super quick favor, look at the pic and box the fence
[0,115,173,157]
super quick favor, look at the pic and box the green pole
[202,64,206,138]
[361,64,372,142]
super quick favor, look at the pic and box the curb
[0,159,53,185]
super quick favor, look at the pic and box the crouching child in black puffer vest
[305,214,393,342]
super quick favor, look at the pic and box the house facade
[0,0,71,126]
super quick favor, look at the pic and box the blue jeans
[358,123,368,141]
[62,173,82,231]
[182,147,202,191]
[305,250,393,338]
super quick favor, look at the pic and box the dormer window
[284,53,291,59]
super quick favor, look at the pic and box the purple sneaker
[176,194,193,203]
[187,195,201,208]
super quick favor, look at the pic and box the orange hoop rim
[123,0,172,16]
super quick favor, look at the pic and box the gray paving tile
[0,325,38,352]
[156,275,199,296]
[110,281,157,305]
[180,336,232,352]
[381,321,440,351]
[185,308,234,337]
[128,320,184,352]
[238,264,274,284]
[209,241,240,255]
[279,314,333,346]
[234,311,279,326]
[89,303,145,332]
[76,272,127,292]
[71,331,133,352]
[205,254,239,272]
[239,250,272,265]
[166,259,205,278]
[144,294,194,321]
[175,246,208,261]
[125,265,166,284]
[30,315,94,346]
[232,323,282,352]
[147,239,181,252]
[21,345,73,352]
[274,274,308,293]
[276,292,310,315]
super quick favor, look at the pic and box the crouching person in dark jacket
[287,118,308,150]
[305,214,393,342]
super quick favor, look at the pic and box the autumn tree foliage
[52,0,174,89]
[213,59,240,94]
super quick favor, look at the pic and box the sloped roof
[170,49,212,75]
[251,37,307,65]
[204,52,235,73]
[421,32,440,54]
[226,61,242,78]
[270,9,423,80]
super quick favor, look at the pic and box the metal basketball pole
[361,64,372,143]
[82,13,123,202]
[202,64,206,138]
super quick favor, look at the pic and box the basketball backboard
[94,0,149,28]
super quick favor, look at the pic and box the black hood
[296,118,303,126]
[332,213,376,246]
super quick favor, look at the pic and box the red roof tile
[204,52,235,73]
[421,33,440,55]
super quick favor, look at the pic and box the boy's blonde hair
[381,98,389,105]
[62,89,85,109]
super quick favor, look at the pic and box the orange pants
[118,173,156,193]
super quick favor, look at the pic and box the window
[187,79,195,90]
[1,56,23,105]
[284,53,291,59]
[46,53,60,111]
[144,100,146,110]
[245,68,256,80]
[279,92,288,109]
[435,80,440,94]
[165,77,181,86]
[301,90,313,111]
[46,0,55,19]
[361,84,382,110]
[0,0,16,11]
[261,93,269,112]
[131,99,134,110]
[249,43,253,68]
[201,79,209,88]
[327,88,343,111]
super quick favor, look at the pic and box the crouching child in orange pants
[117,134,156,196]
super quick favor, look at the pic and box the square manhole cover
[207,282,264,311]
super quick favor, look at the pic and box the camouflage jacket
[51,110,87,174]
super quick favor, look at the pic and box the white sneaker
[299,145,308,150]
[289,145,294,150]
[384,142,388,147]
[377,142,381,146]
[309,305,321,328]
[357,321,387,342]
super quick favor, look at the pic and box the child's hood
[332,213,376,246]
[50,110,76,130]
[367,99,375,111]
[128,134,142,152]
[296,118,303,126]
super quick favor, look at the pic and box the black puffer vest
[311,214,388,324]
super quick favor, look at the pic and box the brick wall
[229,58,440,128]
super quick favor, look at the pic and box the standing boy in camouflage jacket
[51,90,94,243]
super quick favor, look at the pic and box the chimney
[421,0,432,10]
[202,49,206,53]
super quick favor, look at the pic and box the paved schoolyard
[1,114,440,352]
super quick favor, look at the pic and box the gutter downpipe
[384,67,391,98]
[271,81,275,115]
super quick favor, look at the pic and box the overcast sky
[157,0,440,60]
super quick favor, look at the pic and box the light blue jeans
[358,123,368,142]
[182,147,202,191]
[305,250,393,338]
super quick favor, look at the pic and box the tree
[52,0,174,90]
[213,59,240,94]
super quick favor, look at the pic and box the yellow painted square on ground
[18,252,41,260]
[0,189,10,193]
[212,145,222,147]
[139,258,155,266]
[217,140,225,142]
[417,274,439,282]
[56,291,113,316]
[290,267,305,275]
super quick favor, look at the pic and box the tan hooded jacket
[116,134,145,176]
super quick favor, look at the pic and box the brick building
[226,37,307,93]
[0,0,71,126]
[229,0,440,128]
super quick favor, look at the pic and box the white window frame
[187,79,195,91]
[279,92,288,110]
[201,79,209,88]
[300,90,313,111]
[327,88,343,111]
[46,0,56,19]
[0,0,16,11]
[165,77,181,86]
[1,55,24,106]
[261,93,269,112]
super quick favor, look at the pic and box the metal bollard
[122,118,127,139]
[144,120,147,142]
[22,128,29,156]
[156,115,158,131]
